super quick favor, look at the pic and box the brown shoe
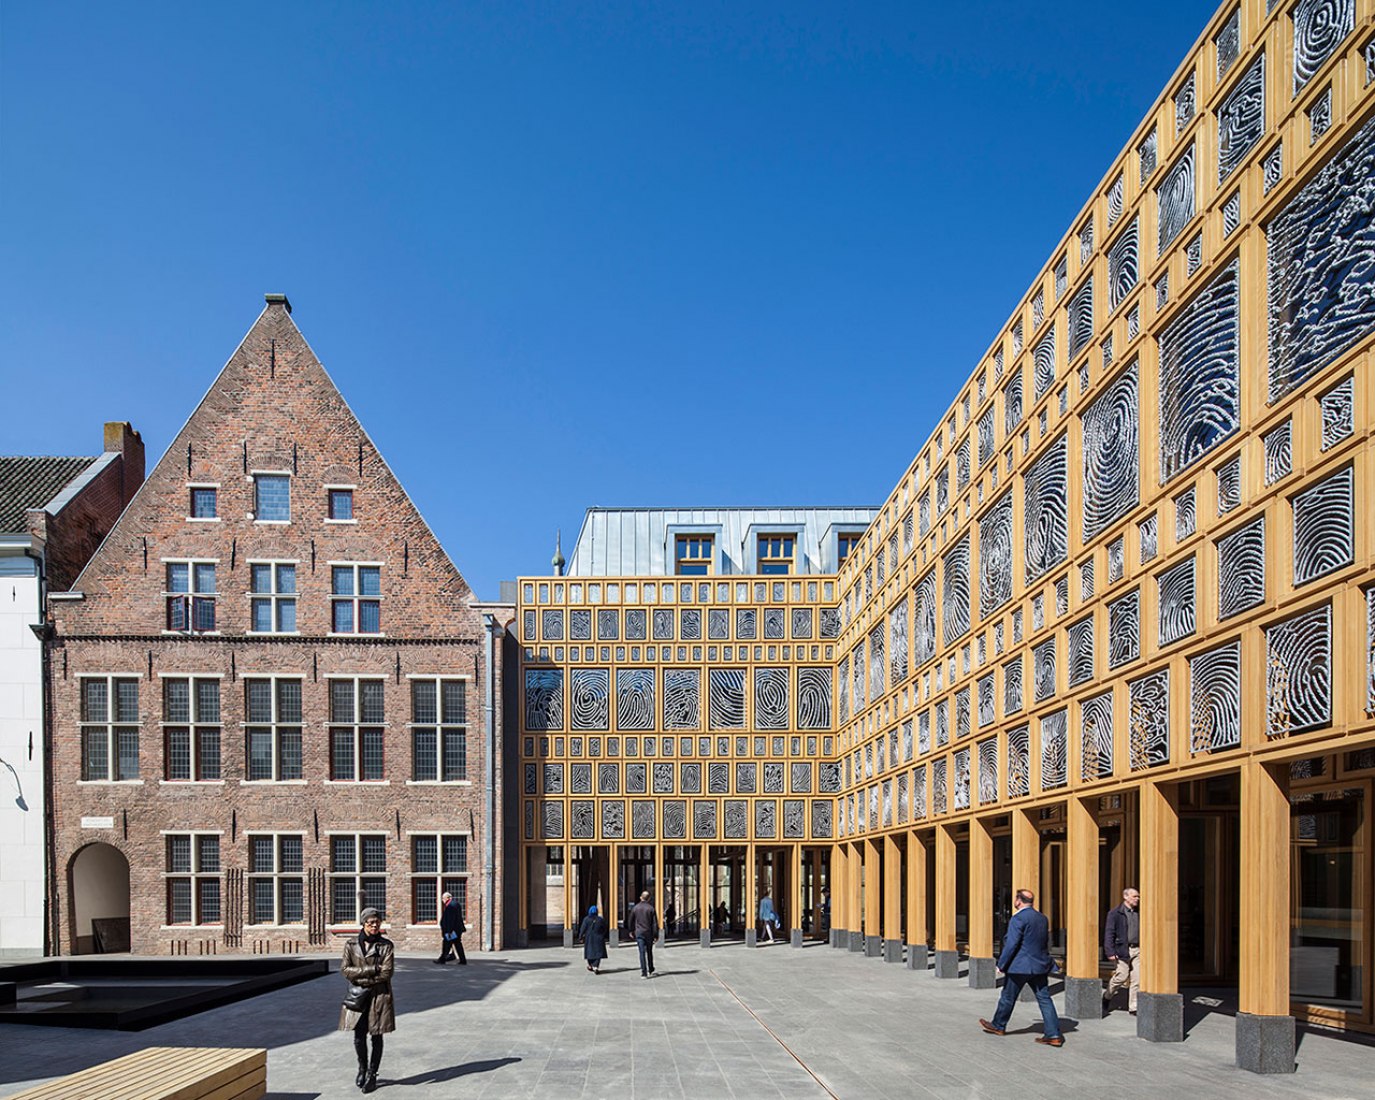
[978,1019,1005,1036]
[1035,1036,1065,1047]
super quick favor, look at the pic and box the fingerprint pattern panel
[914,570,939,666]
[1109,589,1141,668]
[1025,434,1069,583]
[1268,112,1375,400]
[663,800,687,840]
[569,763,591,795]
[664,669,700,729]
[978,737,999,804]
[891,602,909,683]
[1266,604,1332,738]
[693,801,717,839]
[797,667,832,730]
[980,491,1015,616]
[1007,725,1031,798]
[1158,260,1240,482]
[1217,518,1266,619]
[1034,637,1057,702]
[932,758,948,815]
[755,799,776,839]
[1129,670,1171,769]
[943,536,972,644]
[1069,616,1095,686]
[868,623,886,704]
[1004,656,1024,715]
[978,673,996,727]
[1217,54,1265,181]
[1108,219,1139,310]
[1293,0,1355,93]
[1081,691,1114,780]
[525,669,564,731]
[838,656,850,724]
[1190,641,1242,754]
[602,800,624,839]
[1293,466,1354,586]
[1082,363,1140,540]
[1005,370,1024,434]
[1068,279,1094,362]
[632,801,655,839]
[953,748,971,810]
[754,668,790,730]
[1041,710,1068,790]
[616,669,654,730]
[1158,557,1197,646]
[1321,379,1354,449]
[542,801,564,840]
[1157,144,1195,254]
[708,669,746,730]
[1034,327,1057,400]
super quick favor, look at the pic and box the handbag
[342,983,373,1014]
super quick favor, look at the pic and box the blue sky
[1,2,1210,599]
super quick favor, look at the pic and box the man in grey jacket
[628,891,660,978]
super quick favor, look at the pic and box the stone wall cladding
[49,301,502,955]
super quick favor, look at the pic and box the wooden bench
[8,1047,266,1100]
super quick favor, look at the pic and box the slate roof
[0,456,99,534]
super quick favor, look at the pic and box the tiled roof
[0,456,99,534]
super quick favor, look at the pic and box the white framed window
[164,833,221,925]
[325,485,356,522]
[249,561,297,633]
[81,675,140,781]
[409,833,468,924]
[165,560,217,632]
[243,677,303,781]
[329,678,385,781]
[162,676,221,781]
[330,833,387,923]
[331,563,381,634]
[252,472,291,522]
[410,678,467,782]
[187,484,219,521]
[247,833,305,924]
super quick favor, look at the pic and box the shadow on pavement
[390,1056,521,1086]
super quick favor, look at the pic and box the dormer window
[837,533,862,567]
[675,535,713,575]
[758,534,795,575]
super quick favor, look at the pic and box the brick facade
[47,297,504,956]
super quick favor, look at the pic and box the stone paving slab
[1,941,1372,1098]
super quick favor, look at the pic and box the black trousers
[637,934,656,975]
[438,934,467,963]
[353,1016,383,1073]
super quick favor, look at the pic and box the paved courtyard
[2,941,1372,1099]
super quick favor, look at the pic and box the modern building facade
[0,426,144,955]
[45,297,509,957]
[515,0,1375,1072]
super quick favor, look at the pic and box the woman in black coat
[577,905,608,974]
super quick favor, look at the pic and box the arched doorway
[70,842,130,953]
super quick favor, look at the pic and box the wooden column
[882,833,902,961]
[1138,780,1183,1041]
[699,844,711,947]
[1236,759,1295,1072]
[906,830,929,969]
[863,837,882,954]
[831,843,846,943]
[967,816,996,986]
[790,843,804,947]
[745,842,758,946]
[608,843,620,948]
[561,845,573,948]
[849,841,864,950]
[655,843,666,945]
[934,824,958,976]
[1064,794,1103,1018]
[1012,807,1040,905]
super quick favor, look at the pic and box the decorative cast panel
[1041,709,1068,789]
[1108,173,1124,226]
[936,699,950,746]
[1034,327,1057,400]
[1108,589,1141,668]
[542,609,564,640]
[1158,260,1240,482]
[652,608,673,640]
[1107,218,1139,310]
[632,800,655,839]
[1265,421,1292,483]
[820,606,841,639]
[1129,670,1171,769]
[953,748,971,810]
[653,762,673,794]
[1025,434,1069,583]
[1082,363,1140,540]
[1158,557,1197,646]
[663,800,687,840]
[1004,656,1024,715]
[784,799,806,839]
[597,609,618,641]
[525,669,564,731]
[681,762,702,795]
[979,491,1015,616]
[1292,0,1354,93]
[1217,456,1241,513]
[755,799,776,839]
[1293,466,1354,585]
[978,737,999,804]
[943,536,971,644]
[1081,690,1114,780]
[723,799,748,839]
[914,764,928,818]
[797,667,832,730]
[1175,71,1196,133]
[1068,279,1094,362]
[932,758,948,815]
[570,609,592,640]
[708,609,729,641]
[1268,112,1375,400]
[681,609,702,641]
[569,762,591,795]
[918,710,931,754]
[1175,487,1196,540]
[1216,9,1240,76]
[602,800,625,839]
[616,669,655,730]
[1218,54,1265,181]
[1157,144,1196,254]
[914,570,938,665]
[978,673,996,727]
[956,688,971,739]
[838,656,849,724]
[1004,369,1024,434]
[1266,604,1332,738]
[764,762,784,794]
[625,608,646,640]
[1034,637,1057,702]
[1069,616,1095,685]
[736,608,757,639]
[1321,378,1354,449]
[1189,641,1243,754]
[542,801,564,840]
[692,800,717,839]
[811,799,832,838]
[598,762,619,794]
[791,762,812,793]
[708,762,729,794]
[979,407,997,467]
[663,669,700,729]
[1217,517,1266,619]
[1006,725,1030,797]
[869,623,886,703]
[764,608,785,640]
[626,763,647,794]
[543,762,564,795]
[753,667,790,730]
[891,603,909,683]
[708,669,746,729]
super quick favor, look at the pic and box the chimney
[264,293,292,313]
[104,421,145,507]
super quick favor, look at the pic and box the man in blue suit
[978,888,1064,1046]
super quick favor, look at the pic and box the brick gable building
[47,296,507,955]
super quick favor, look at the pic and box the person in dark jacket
[628,891,660,978]
[435,891,467,965]
[578,904,608,973]
[1102,887,1141,1013]
[978,889,1064,1046]
[339,908,395,1093]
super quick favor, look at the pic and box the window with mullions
[165,833,221,925]
[411,679,467,781]
[163,677,221,781]
[331,564,381,633]
[253,473,290,522]
[188,486,218,519]
[410,834,468,924]
[166,561,217,632]
[327,488,354,521]
[837,532,863,567]
[675,535,713,575]
[330,678,385,781]
[330,834,387,923]
[758,534,795,574]
[248,834,304,924]
[81,676,139,781]
[249,562,297,633]
[244,678,303,781]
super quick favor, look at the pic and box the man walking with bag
[978,888,1065,1047]
[435,891,467,965]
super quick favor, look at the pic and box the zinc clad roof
[0,456,99,534]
